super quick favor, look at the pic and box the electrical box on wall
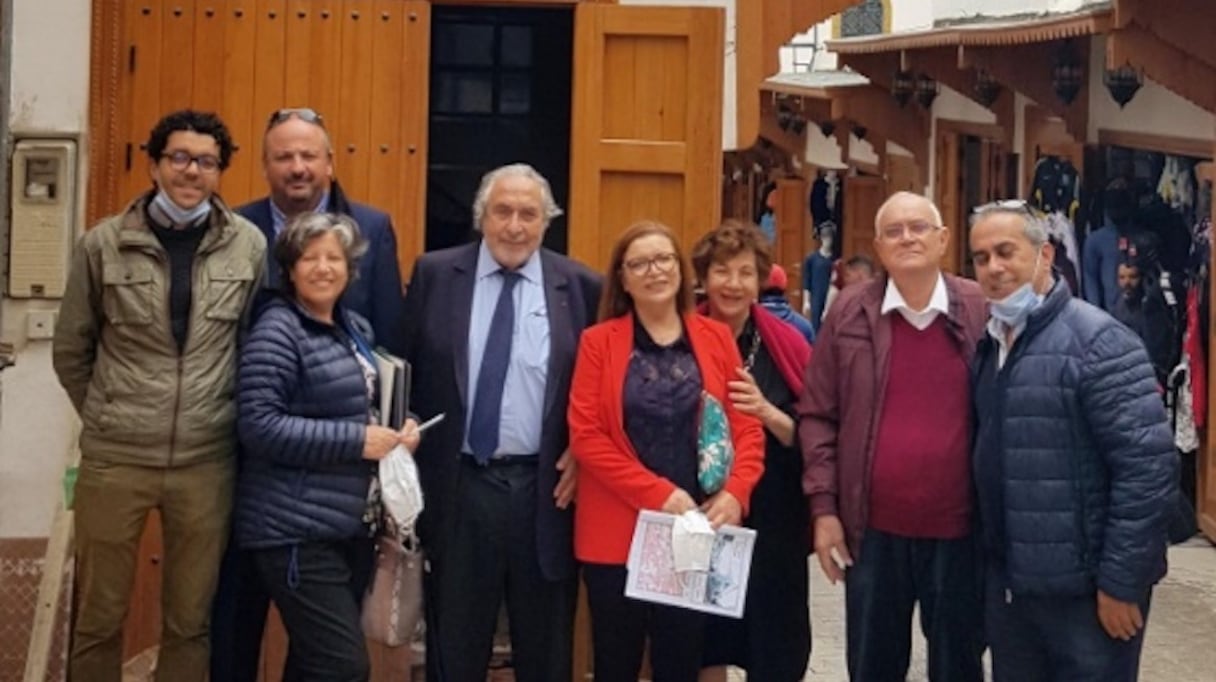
[8,139,78,298]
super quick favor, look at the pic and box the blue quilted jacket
[234,297,376,549]
[973,279,1176,603]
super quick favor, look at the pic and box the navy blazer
[401,242,602,581]
[238,194,405,354]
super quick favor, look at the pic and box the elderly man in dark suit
[403,163,601,682]
[210,107,406,682]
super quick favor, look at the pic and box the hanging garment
[1157,155,1196,215]
[1184,284,1207,429]
[1043,212,1082,297]
[1030,156,1082,221]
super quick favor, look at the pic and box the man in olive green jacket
[52,110,265,682]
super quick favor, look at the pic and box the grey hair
[873,191,944,234]
[969,202,1049,248]
[471,163,564,230]
[274,212,368,298]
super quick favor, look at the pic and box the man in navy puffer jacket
[969,202,1177,682]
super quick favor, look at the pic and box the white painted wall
[1087,37,1215,145]
[621,0,738,149]
[2,0,90,539]
[933,0,1110,22]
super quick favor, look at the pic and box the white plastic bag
[379,444,424,529]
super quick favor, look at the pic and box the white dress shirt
[881,274,949,330]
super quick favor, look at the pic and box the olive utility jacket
[53,193,266,467]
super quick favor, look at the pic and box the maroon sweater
[868,314,972,538]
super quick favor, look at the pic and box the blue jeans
[985,564,1151,682]
[844,528,984,682]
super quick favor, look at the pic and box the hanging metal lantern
[1104,64,1143,108]
[892,69,915,108]
[1051,41,1084,105]
[974,69,1002,107]
[915,74,940,109]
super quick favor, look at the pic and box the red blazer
[568,312,765,564]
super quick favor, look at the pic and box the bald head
[874,191,943,234]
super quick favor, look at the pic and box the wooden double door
[87,1,726,680]
[89,0,725,277]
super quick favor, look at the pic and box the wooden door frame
[934,118,1006,273]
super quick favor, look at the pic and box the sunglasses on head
[972,199,1032,215]
[266,108,325,131]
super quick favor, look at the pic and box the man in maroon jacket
[798,191,989,681]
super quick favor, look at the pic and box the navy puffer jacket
[973,279,1177,603]
[234,297,376,549]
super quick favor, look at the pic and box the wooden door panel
[366,0,408,231]
[218,0,259,203]
[775,178,808,303]
[336,0,376,194]
[104,0,428,278]
[569,3,724,271]
[160,0,197,111]
[842,175,883,265]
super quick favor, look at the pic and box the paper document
[625,510,757,619]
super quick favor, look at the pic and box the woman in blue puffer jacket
[234,212,418,682]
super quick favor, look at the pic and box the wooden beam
[831,84,930,169]
[1107,24,1216,114]
[1115,0,1216,70]
[737,0,866,148]
[736,0,763,148]
[1097,128,1215,160]
[902,47,1015,148]
[960,41,1091,142]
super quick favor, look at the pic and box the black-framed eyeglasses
[161,151,221,173]
[266,107,325,131]
[972,199,1032,216]
[623,252,679,276]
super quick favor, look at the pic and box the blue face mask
[150,190,212,227]
[989,252,1044,328]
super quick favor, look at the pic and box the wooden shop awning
[762,69,870,99]
[827,7,1113,54]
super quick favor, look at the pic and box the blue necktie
[468,270,522,464]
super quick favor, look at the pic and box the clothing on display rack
[1030,156,1082,220]
[809,171,843,230]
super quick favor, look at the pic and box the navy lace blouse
[622,316,704,500]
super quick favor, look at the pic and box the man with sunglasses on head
[53,109,266,681]
[798,191,988,681]
[969,201,1175,681]
[239,107,404,348]
[209,106,405,681]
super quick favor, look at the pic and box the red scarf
[697,302,811,394]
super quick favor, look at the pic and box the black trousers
[210,539,271,682]
[253,538,375,682]
[986,564,1152,682]
[844,528,984,682]
[583,563,706,682]
[426,457,576,682]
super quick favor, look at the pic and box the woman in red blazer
[568,220,764,681]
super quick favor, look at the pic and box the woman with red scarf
[692,221,813,681]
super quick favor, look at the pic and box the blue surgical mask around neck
[989,252,1044,328]
[150,190,212,228]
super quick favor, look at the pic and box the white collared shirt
[881,274,949,330]
[986,317,1025,369]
